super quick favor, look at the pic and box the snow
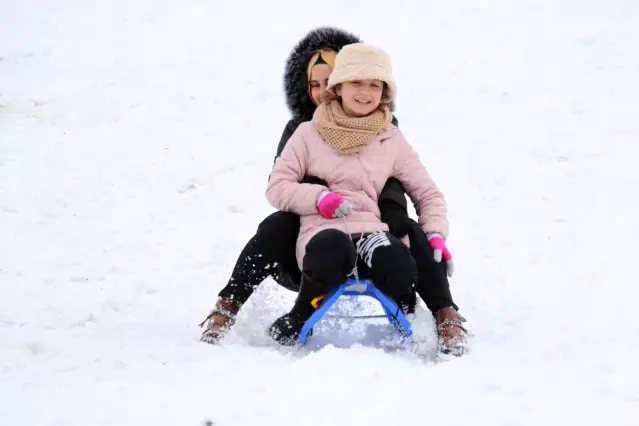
[1,0,638,424]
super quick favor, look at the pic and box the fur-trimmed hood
[283,27,361,120]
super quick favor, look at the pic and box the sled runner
[297,278,413,345]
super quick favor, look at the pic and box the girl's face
[336,79,384,117]
[309,64,332,106]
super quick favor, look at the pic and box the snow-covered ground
[2,0,638,424]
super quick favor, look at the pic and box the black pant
[301,229,416,297]
[217,211,301,304]
[406,220,458,312]
[217,212,457,313]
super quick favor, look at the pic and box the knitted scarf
[312,100,391,155]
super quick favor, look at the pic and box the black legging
[218,212,301,303]
[302,229,416,296]
[406,220,458,312]
[217,211,457,312]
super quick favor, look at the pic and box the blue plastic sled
[297,278,413,345]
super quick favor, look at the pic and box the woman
[265,43,466,355]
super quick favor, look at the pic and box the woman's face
[309,64,332,105]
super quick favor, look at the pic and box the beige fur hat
[326,43,397,104]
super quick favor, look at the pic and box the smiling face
[336,79,384,117]
[309,64,332,106]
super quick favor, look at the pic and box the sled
[297,278,413,345]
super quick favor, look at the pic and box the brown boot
[435,307,468,356]
[199,298,242,344]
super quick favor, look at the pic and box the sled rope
[342,215,364,287]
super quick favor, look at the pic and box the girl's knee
[370,237,417,294]
[307,228,352,251]
[302,229,356,287]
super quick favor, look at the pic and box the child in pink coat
[265,43,457,346]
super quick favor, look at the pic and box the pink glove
[317,191,352,219]
[427,233,454,277]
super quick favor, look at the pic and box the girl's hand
[317,191,352,219]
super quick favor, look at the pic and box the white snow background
[1,0,638,425]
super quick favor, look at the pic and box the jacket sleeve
[272,118,328,187]
[378,177,408,214]
[392,134,449,239]
[266,124,328,215]
[378,116,410,223]
[273,118,299,165]
[378,116,406,213]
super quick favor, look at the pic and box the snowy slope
[1,0,638,425]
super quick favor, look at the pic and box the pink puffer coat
[266,121,449,268]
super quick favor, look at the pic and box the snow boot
[394,290,417,318]
[199,297,242,344]
[435,306,468,356]
[268,275,323,346]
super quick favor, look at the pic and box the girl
[265,43,467,354]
